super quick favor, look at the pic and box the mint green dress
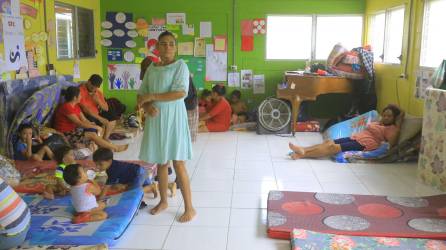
[138,59,193,164]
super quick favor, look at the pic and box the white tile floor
[111,131,442,250]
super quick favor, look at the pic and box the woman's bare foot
[150,201,168,215]
[289,143,305,155]
[114,144,129,152]
[290,152,304,160]
[178,208,196,223]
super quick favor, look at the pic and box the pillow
[327,43,348,67]
[398,115,423,144]
[0,154,21,186]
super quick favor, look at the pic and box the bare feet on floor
[150,201,168,215]
[290,152,304,160]
[289,143,304,159]
[178,208,196,223]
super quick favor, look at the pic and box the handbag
[43,134,69,152]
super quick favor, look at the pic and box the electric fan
[256,97,292,135]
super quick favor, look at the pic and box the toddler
[43,146,75,199]
[198,89,212,114]
[93,148,158,199]
[63,164,107,223]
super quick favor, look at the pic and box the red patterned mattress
[267,191,446,240]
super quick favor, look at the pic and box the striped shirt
[0,177,31,236]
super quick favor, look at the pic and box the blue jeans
[130,167,152,189]
[0,227,29,250]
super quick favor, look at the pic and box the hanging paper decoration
[146,39,160,63]
[136,18,149,37]
[102,12,134,48]
[107,49,123,61]
[253,18,266,35]
[20,3,37,18]
[241,20,254,51]
[124,51,135,62]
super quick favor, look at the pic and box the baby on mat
[63,164,107,223]
[43,146,76,199]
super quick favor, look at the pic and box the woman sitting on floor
[199,85,232,132]
[289,104,404,160]
[54,86,128,152]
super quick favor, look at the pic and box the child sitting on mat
[63,164,107,223]
[43,146,75,199]
[14,123,54,161]
[93,148,158,199]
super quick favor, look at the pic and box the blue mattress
[22,188,143,246]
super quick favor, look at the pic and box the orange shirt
[79,84,107,115]
[351,122,398,151]
[206,98,232,132]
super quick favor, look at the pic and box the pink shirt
[351,122,398,151]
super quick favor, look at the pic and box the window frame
[265,14,364,61]
[55,1,96,60]
[368,5,406,65]
[420,0,446,69]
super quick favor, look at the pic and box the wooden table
[276,73,353,134]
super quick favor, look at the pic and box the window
[266,16,312,60]
[266,15,363,60]
[315,16,363,60]
[55,3,95,59]
[368,7,405,64]
[369,13,385,62]
[420,0,446,68]
[56,5,74,59]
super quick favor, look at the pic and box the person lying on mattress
[289,104,405,160]
[54,86,128,153]
[63,164,107,224]
[14,123,55,161]
[199,85,232,132]
[93,148,158,201]
[42,146,76,199]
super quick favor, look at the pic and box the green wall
[100,0,365,117]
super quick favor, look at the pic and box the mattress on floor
[291,228,446,250]
[12,244,108,250]
[267,190,446,240]
[13,160,157,194]
[22,188,143,246]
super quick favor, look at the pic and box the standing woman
[137,31,195,222]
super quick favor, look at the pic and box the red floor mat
[267,191,446,240]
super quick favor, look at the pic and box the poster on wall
[108,64,141,90]
[228,72,240,87]
[241,69,253,89]
[2,14,27,72]
[103,12,134,48]
[148,24,166,40]
[0,0,18,16]
[107,49,123,61]
[205,44,227,81]
[178,42,194,56]
[166,13,186,25]
[253,74,265,94]
[200,21,212,38]
[194,37,206,57]
[182,24,194,36]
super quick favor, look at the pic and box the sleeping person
[289,104,404,160]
